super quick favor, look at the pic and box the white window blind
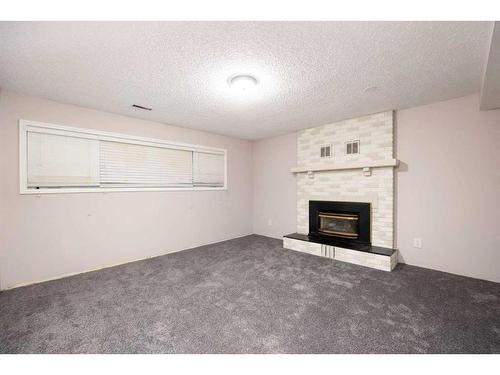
[20,120,227,193]
[193,152,225,187]
[99,141,193,187]
[27,132,99,187]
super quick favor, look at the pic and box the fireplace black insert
[309,200,371,244]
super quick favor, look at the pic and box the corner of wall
[251,132,298,239]
[0,87,5,290]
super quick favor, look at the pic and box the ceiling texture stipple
[0,21,492,140]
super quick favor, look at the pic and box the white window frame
[319,144,332,158]
[19,119,227,194]
[345,139,360,155]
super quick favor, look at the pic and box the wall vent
[320,144,332,158]
[132,104,152,111]
[321,245,335,259]
[345,140,360,155]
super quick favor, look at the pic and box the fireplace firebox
[309,201,370,244]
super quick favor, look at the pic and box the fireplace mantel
[290,158,398,174]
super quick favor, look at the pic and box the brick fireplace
[283,111,398,271]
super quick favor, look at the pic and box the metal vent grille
[321,245,335,259]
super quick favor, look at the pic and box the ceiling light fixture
[364,86,378,93]
[228,74,258,91]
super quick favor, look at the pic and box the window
[345,140,360,155]
[320,144,332,158]
[27,132,100,187]
[19,120,227,194]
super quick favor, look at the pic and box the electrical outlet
[267,219,273,226]
[413,238,422,248]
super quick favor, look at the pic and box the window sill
[20,186,228,194]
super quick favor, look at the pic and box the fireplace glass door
[318,212,359,239]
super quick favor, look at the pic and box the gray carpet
[1,235,499,353]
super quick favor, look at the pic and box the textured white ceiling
[0,22,492,140]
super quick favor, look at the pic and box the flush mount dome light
[228,74,258,90]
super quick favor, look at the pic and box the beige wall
[2,91,499,288]
[0,91,253,289]
[253,94,500,282]
[396,94,500,282]
[252,133,297,238]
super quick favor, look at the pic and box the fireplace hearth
[309,200,371,245]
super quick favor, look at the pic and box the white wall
[0,90,253,289]
[252,132,297,238]
[253,94,500,283]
